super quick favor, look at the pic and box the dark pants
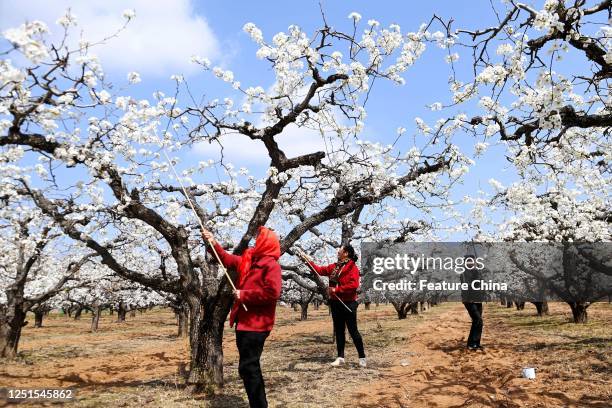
[236,330,270,408]
[330,300,365,358]
[463,302,483,347]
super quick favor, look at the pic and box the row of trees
[1,0,610,393]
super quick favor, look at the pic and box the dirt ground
[0,302,610,407]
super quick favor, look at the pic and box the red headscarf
[238,226,280,284]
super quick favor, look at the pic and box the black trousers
[463,302,483,347]
[330,300,366,358]
[236,330,270,408]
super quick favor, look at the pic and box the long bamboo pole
[162,149,247,311]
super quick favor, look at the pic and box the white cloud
[193,124,329,165]
[0,0,219,77]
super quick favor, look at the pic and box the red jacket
[308,259,360,302]
[214,242,281,332]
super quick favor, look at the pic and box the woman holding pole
[201,226,281,408]
[300,245,366,368]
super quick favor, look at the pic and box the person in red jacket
[304,244,366,368]
[202,226,281,408]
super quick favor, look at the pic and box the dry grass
[0,302,610,407]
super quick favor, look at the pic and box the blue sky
[1,0,538,239]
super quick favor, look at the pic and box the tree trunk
[515,301,525,310]
[186,297,227,393]
[177,307,189,338]
[541,301,549,315]
[34,310,44,328]
[130,309,137,318]
[392,302,408,319]
[73,306,83,320]
[532,301,549,317]
[90,305,101,332]
[364,302,371,310]
[0,304,27,358]
[410,302,419,315]
[568,302,589,323]
[313,300,320,310]
[300,302,309,321]
[117,302,127,322]
[506,300,513,308]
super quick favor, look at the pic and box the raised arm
[307,259,336,276]
[202,229,241,271]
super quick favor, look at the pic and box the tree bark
[186,296,228,393]
[116,302,127,322]
[568,302,589,323]
[391,301,409,319]
[532,301,549,317]
[73,306,83,320]
[177,307,189,338]
[34,310,44,328]
[0,303,27,358]
[90,305,101,332]
[300,301,309,321]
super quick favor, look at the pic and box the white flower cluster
[3,21,49,63]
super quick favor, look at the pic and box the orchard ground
[1,302,610,408]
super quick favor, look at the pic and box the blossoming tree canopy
[0,201,95,357]
[0,9,469,390]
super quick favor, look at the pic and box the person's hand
[297,250,312,263]
[327,287,336,298]
[233,289,241,300]
[201,228,216,245]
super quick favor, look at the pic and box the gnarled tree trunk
[116,302,127,322]
[300,301,309,321]
[0,300,27,358]
[185,294,230,393]
[391,301,409,319]
[34,310,44,328]
[176,306,189,338]
[532,301,549,317]
[568,301,589,323]
[90,305,101,332]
